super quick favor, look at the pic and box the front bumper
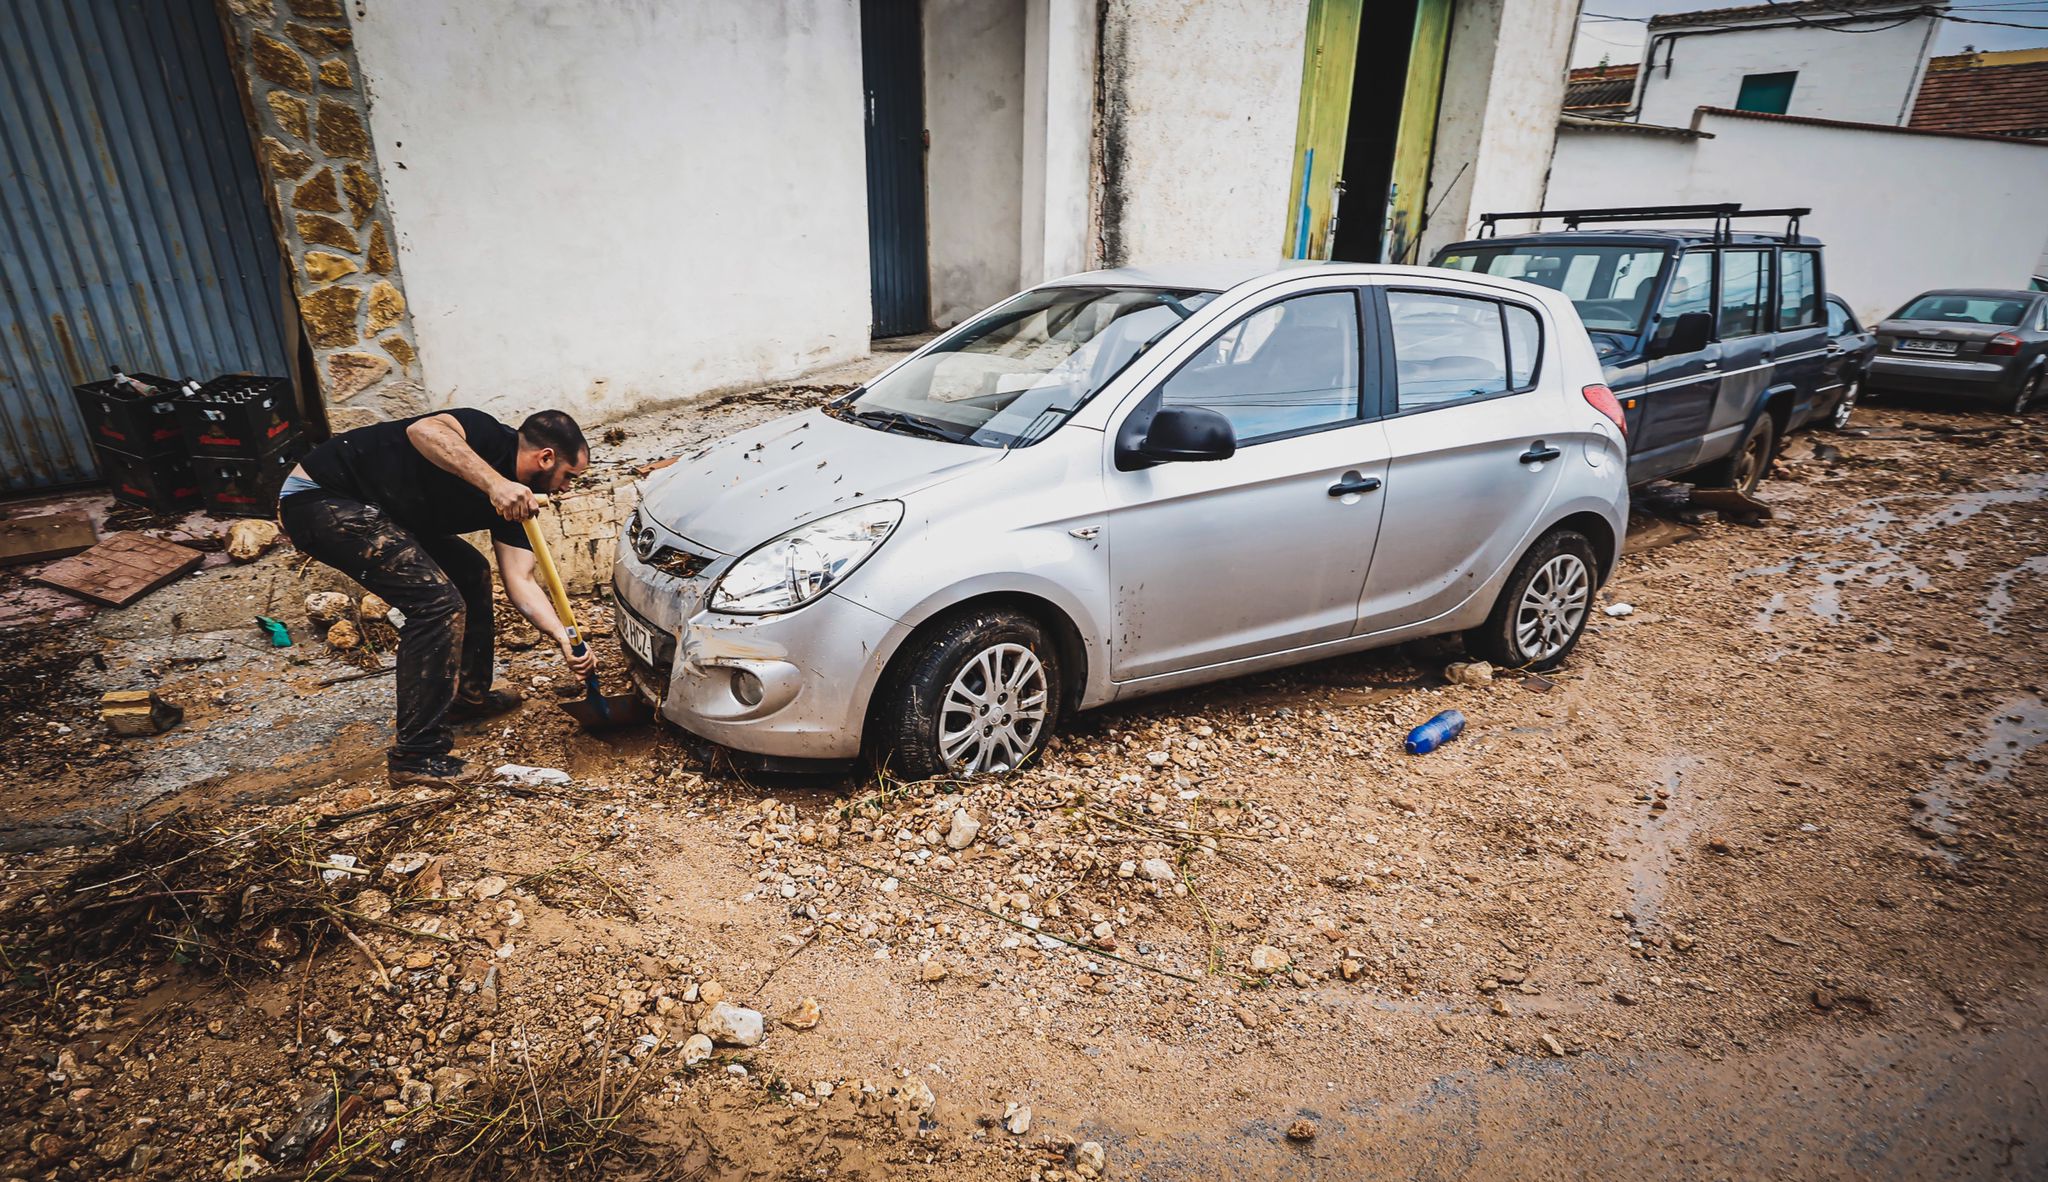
[610,542,904,761]
[1867,355,2020,400]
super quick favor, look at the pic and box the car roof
[1045,259,1542,295]
[1445,229,1823,248]
[1901,288,2042,301]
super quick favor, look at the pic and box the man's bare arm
[407,413,536,521]
[495,542,598,675]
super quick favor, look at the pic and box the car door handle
[1520,444,1562,464]
[1327,473,1382,496]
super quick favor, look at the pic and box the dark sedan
[1867,288,2048,414]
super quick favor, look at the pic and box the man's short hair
[519,410,587,461]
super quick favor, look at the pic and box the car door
[1772,248,1828,429]
[1629,249,1719,483]
[1706,247,1775,459]
[1103,286,1390,682]
[1357,283,1566,631]
[1821,296,1864,392]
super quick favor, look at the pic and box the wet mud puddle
[1913,695,2048,853]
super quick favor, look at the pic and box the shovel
[520,497,653,731]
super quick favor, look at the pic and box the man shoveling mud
[277,409,594,784]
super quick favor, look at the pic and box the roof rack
[1477,203,1811,243]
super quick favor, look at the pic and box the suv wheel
[1468,529,1599,671]
[874,608,1060,780]
[2012,370,2043,416]
[1827,379,1860,430]
[1706,414,1776,494]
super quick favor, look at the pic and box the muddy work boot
[388,752,471,786]
[445,688,525,724]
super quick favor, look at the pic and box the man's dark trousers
[279,492,495,761]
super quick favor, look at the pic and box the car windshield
[835,286,1216,447]
[1435,244,1668,333]
[1893,294,2031,326]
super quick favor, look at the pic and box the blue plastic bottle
[1404,709,1466,755]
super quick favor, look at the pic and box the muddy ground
[1,397,2045,1180]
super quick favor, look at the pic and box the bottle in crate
[72,369,184,456]
[175,374,300,458]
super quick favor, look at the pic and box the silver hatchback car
[612,262,1629,778]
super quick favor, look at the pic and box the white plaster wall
[348,0,871,425]
[924,0,1025,327]
[1637,14,1937,129]
[1419,0,1577,258]
[1096,0,1306,266]
[1549,114,2048,325]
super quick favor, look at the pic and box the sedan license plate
[618,612,655,663]
[1899,338,1958,355]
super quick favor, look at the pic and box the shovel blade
[559,692,654,731]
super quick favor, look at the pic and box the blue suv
[1432,204,1834,493]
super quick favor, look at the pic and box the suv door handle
[1327,473,1382,496]
[1520,444,1562,464]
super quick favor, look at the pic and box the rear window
[1435,244,1666,333]
[1387,290,1541,412]
[1894,295,2031,326]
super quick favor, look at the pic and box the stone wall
[216,0,423,431]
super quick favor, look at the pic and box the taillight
[1986,333,2022,356]
[1583,384,1626,436]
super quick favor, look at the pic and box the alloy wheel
[1830,380,1859,429]
[2017,373,2042,415]
[1514,554,1590,663]
[937,642,1049,775]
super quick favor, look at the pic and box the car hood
[637,409,1002,554]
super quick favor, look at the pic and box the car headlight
[709,501,903,614]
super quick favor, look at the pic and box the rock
[472,875,508,900]
[1339,958,1362,981]
[224,1151,269,1179]
[782,997,821,1030]
[398,1078,433,1107]
[1285,1119,1317,1141]
[699,980,726,1005]
[1248,945,1289,975]
[944,809,981,850]
[1004,1102,1033,1135]
[1444,660,1494,687]
[1540,1032,1567,1056]
[1603,602,1635,618]
[402,950,434,970]
[920,960,949,983]
[325,618,361,650]
[360,593,392,620]
[1140,858,1177,884]
[429,1067,476,1099]
[305,591,355,625]
[493,764,569,787]
[224,519,280,562]
[696,1001,765,1047]
[682,1033,714,1065]
[1076,1141,1107,1176]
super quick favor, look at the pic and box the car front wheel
[874,608,1060,780]
[1468,529,1599,671]
[2012,370,2043,416]
[1704,413,1776,494]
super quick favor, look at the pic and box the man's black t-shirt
[298,408,531,549]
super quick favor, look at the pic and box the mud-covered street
[3,399,2046,1181]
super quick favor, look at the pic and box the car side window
[1387,290,1525,412]
[1661,251,1714,319]
[1825,299,1850,337]
[1718,250,1770,338]
[1156,290,1362,444]
[1779,251,1821,329]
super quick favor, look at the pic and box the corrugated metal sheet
[0,0,288,493]
[860,0,930,339]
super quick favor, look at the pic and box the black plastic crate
[71,372,184,457]
[176,375,300,458]
[193,439,305,518]
[95,444,201,514]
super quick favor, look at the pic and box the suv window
[1779,251,1821,329]
[1157,291,1361,443]
[1388,290,1533,411]
[1718,250,1770,338]
[1662,251,1713,318]
[1434,245,1665,334]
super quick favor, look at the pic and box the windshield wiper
[850,409,965,443]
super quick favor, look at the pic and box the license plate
[1899,338,1958,355]
[617,612,655,663]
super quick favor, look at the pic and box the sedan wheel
[874,608,1061,780]
[1828,379,1860,430]
[1513,554,1591,662]
[937,643,1049,775]
[2014,371,2044,416]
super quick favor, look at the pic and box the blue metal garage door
[0,0,288,493]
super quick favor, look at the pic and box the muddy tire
[2011,370,2043,416]
[1827,378,1860,430]
[1467,529,1599,672]
[873,608,1060,780]
[1701,413,1776,495]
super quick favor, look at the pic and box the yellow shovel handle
[518,498,578,633]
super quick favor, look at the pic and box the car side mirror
[1648,310,1714,360]
[1116,405,1237,470]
